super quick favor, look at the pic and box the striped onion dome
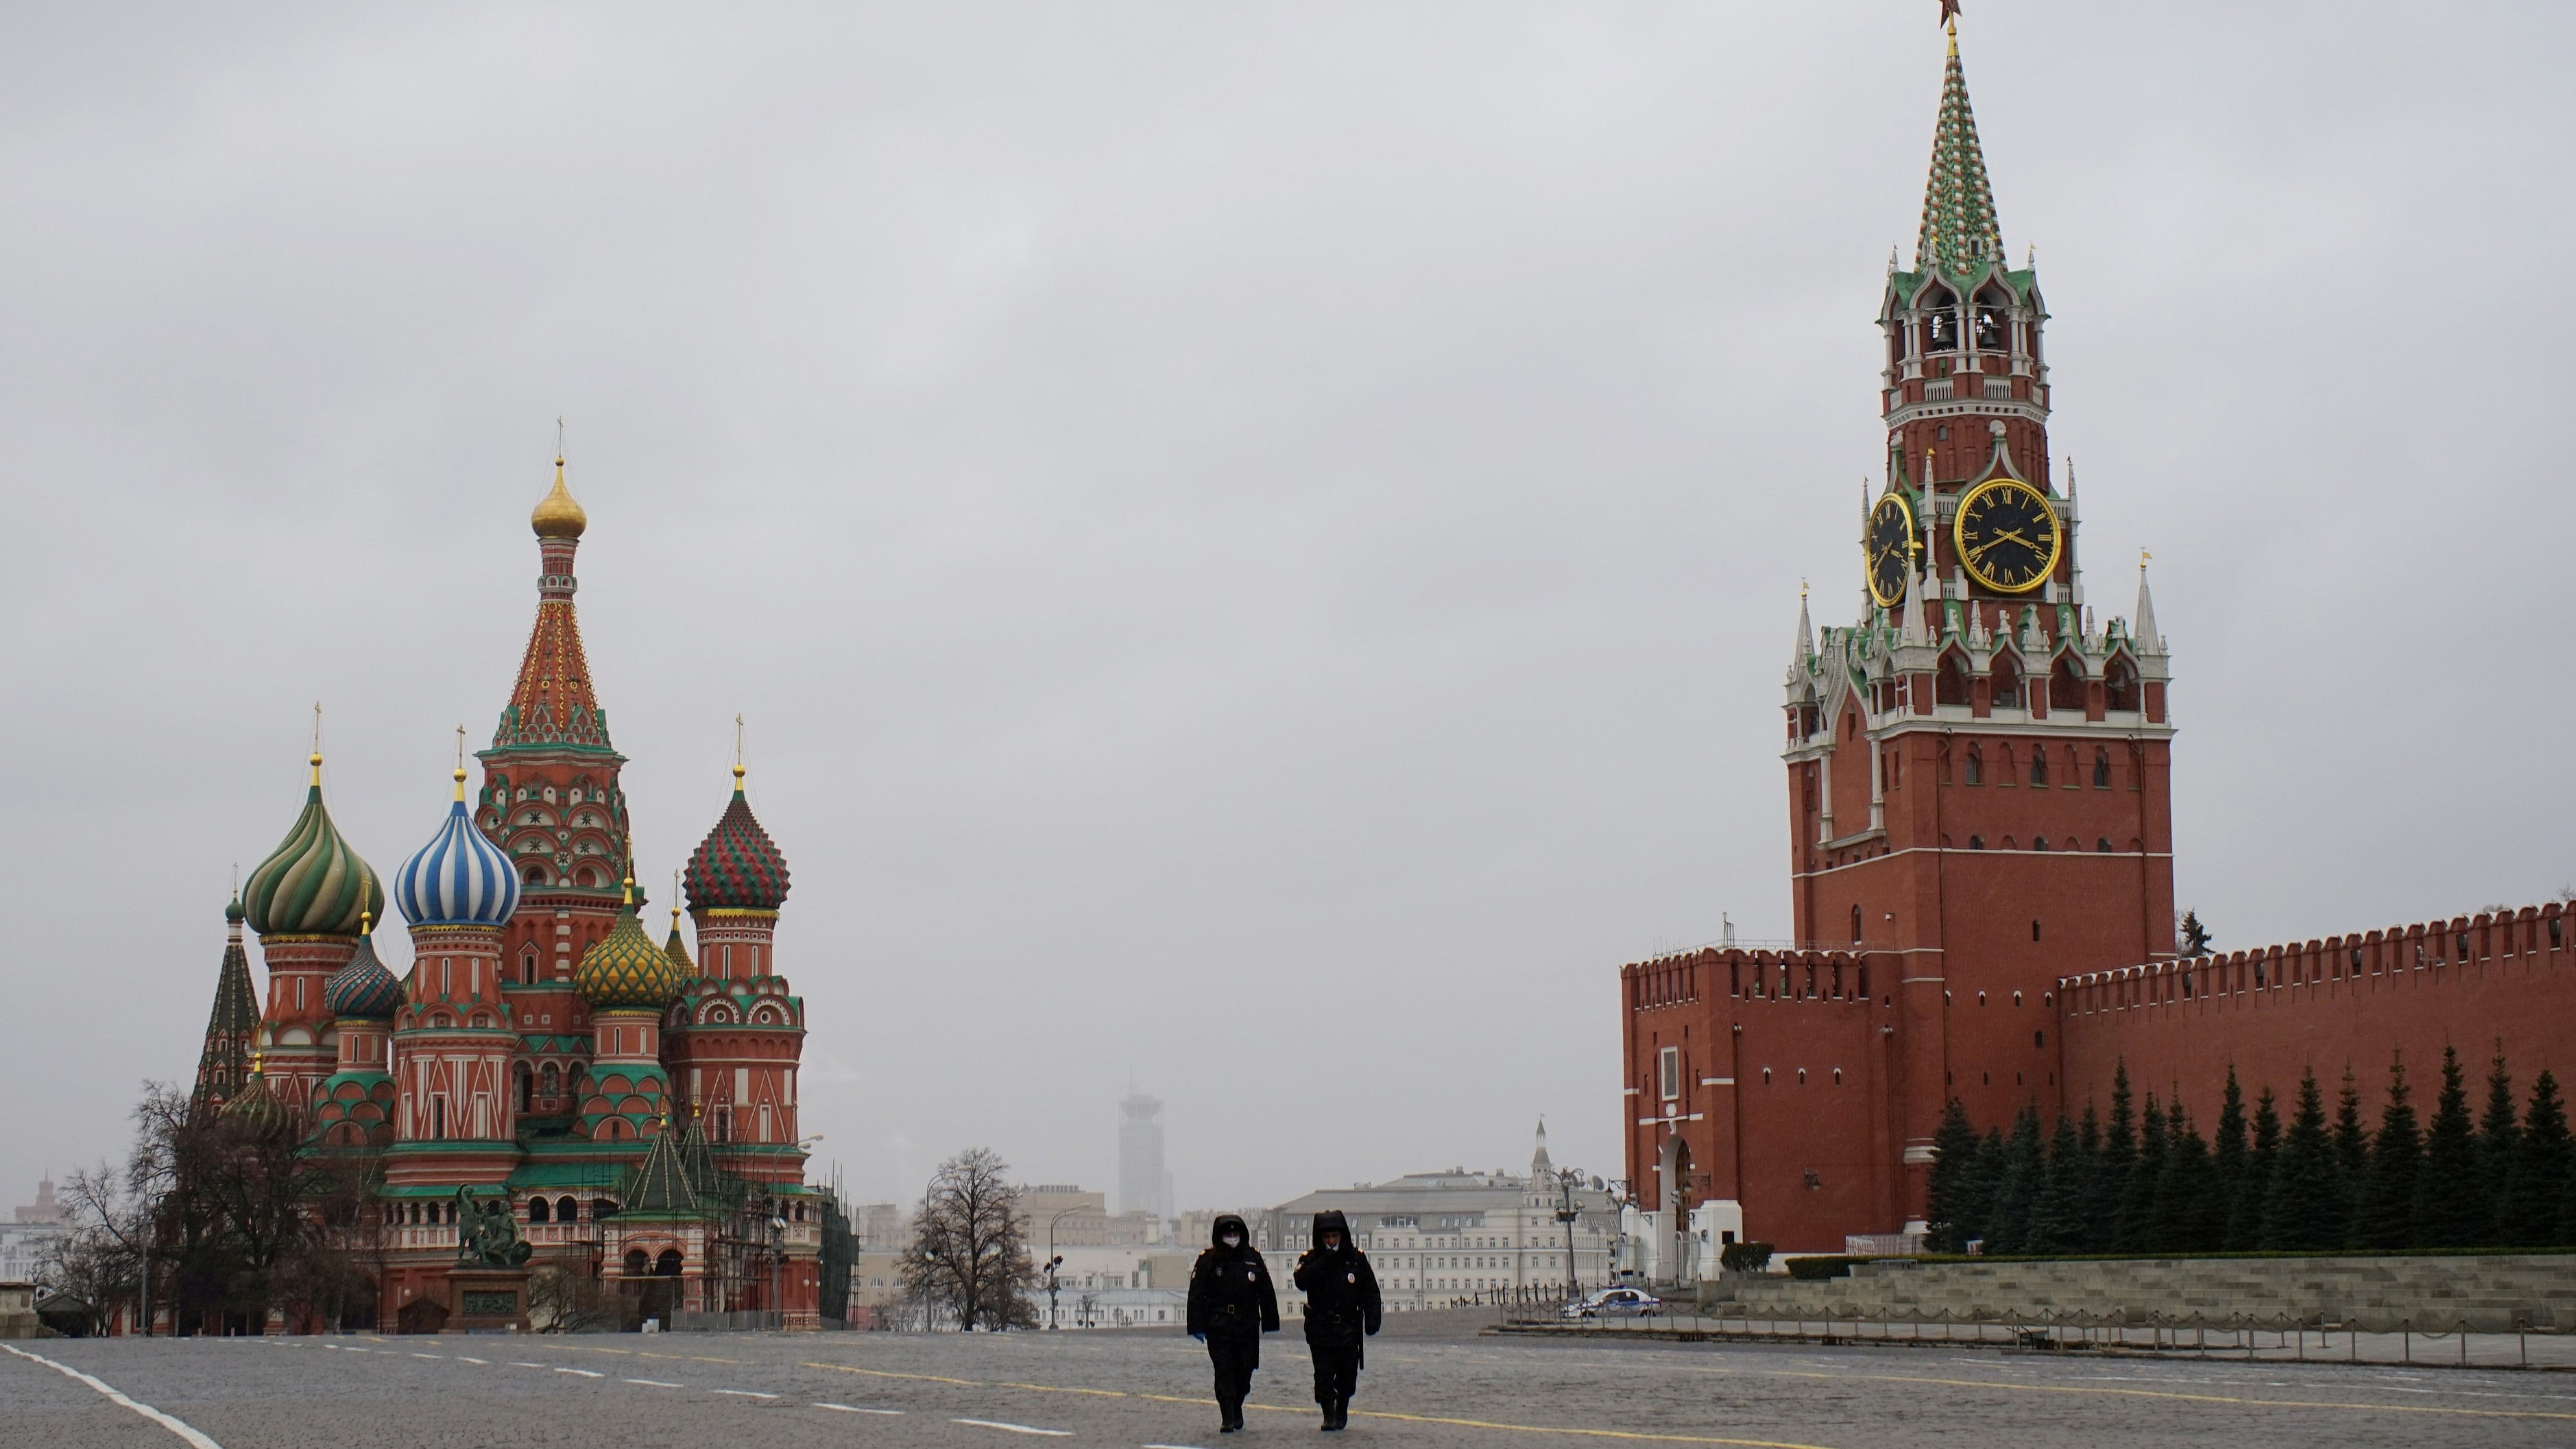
[575,882,685,1010]
[324,917,403,1020]
[220,1062,293,1134]
[243,754,384,937]
[394,769,522,927]
[684,765,791,912]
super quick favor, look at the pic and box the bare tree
[527,1264,612,1332]
[898,1148,1035,1331]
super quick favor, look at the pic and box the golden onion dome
[531,455,588,540]
[575,879,684,1011]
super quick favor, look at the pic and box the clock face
[1864,493,1916,608]
[1953,477,2062,593]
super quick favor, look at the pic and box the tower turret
[243,751,383,1117]
[190,894,260,1114]
[669,763,806,1177]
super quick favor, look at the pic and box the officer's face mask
[1220,1233,1242,1247]
[1323,1232,1343,1249]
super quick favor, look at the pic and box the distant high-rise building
[1118,1089,1167,1221]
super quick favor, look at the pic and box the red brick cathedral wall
[2058,905,2576,1122]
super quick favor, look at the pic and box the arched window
[1990,656,2023,710]
[623,1248,649,1278]
[2030,750,2048,787]
[1964,746,1984,785]
[2097,837,2112,852]
[2093,748,2112,789]
[514,1064,533,1114]
[529,1195,550,1223]
[2050,656,2085,712]
[520,946,540,983]
[1969,835,1984,850]
[1973,287,2010,350]
[655,1249,683,1278]
[1849,906,1864,944]
[558,1196,579,1222]
[2001,836,2018,850]
[2033,836,2049,851]
[575,867,601,887]
[2104,655,2141,712]
[520,863,546,885]
[1936,651,1971,706]
[540,1063,560,1099]
[1922,287,1958,351]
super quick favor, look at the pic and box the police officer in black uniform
[1185,1213,1278,1433]
[1291,1209,1380,1431]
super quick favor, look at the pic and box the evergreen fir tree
[1986,1105,2045,1255]
[2506,1071,2569,1249]
[2155,1108,2223,1254]
[2232,1086,2280,1251]
[2116,1092,2167,1252]
[1923,1098,1984,1254]
[2477,1047,2521,1243]
[2075,1102,2104,1252]
[2263,1069,2339,1251]
[2095,1063,2139,1252]
[1967,1125,2008,1251]
[2028,1111,2084,1255]
[2413,1045,2485,1247]
[2332,1066,2370,1249]
[2211,1067,2249,1249]
[2356,1053,2422,1252]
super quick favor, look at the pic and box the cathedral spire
[1914,15,2005,278]
[191,894,259,1114]
[490,454,616,755]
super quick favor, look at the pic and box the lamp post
[1554,1169,1585,1302]
[1044,1206,1079,1330]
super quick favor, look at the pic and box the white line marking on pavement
[624,1378,684,1387]
[511,1362,549,1368]
[411,1353,443,1360]
[554,1367,605,1378]
[814,1403,904,1414]
[712,1388,780,1398]
[343,1347,370,1353]
[457,1356,487,1365]
[952,1419,1072,1437]
[1144,1443,1212,1448]
[0,1343,226,1449]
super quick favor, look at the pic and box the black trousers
[1308,1341,1361,1406]
[1207,1332,1259,1407]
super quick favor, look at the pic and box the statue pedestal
[447,1267,532,1332]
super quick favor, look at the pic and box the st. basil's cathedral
[189,460,826,1330]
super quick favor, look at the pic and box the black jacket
[1292,1210,1382,1347]
[1185,1214,1279,1337]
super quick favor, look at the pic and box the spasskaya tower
[1780,12,2176,1215]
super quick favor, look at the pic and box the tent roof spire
[1914,12,2005,278]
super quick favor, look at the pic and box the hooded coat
[1185,1214,1279,1339]
[1291,1209,1382,1350]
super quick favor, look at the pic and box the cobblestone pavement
[9,1321,2576,1449]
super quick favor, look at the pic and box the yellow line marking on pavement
[797,1364,1838,1448]
[1697,1367,2576,1424]
[804,1361,985,1387]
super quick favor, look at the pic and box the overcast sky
[3,2,2571,1215]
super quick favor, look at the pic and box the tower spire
[1914,13,2004,278]
[493,453,616,754]
[2133,550,2164,654]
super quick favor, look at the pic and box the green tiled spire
[1914,23,2005,278]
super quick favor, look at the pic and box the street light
[1554,1169,1585,1301]
[1044,1206,1079,1330]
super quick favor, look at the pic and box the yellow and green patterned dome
[243,754,384,937]
[575,880,683,1010]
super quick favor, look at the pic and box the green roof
[1914,29,2005,279]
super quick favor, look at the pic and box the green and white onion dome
[243,754,383,937]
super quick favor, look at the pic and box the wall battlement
[1624,947,1876,1013]
[2056,902,2576,1118]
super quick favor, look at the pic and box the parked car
[1560,1287,1663,1321]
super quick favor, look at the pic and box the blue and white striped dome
[395,771,522,927]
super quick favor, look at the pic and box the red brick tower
[477,456,631,1125]
[669,763,807,1185]
[240,751,385,1118]
[1781,19,2175,1221]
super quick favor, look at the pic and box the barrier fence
[1494,1302,2576,1369]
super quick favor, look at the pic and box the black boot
[1325,1395,1347,1431]
[1218,1398,1240,1433]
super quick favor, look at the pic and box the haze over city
[5,0,2573,1221]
